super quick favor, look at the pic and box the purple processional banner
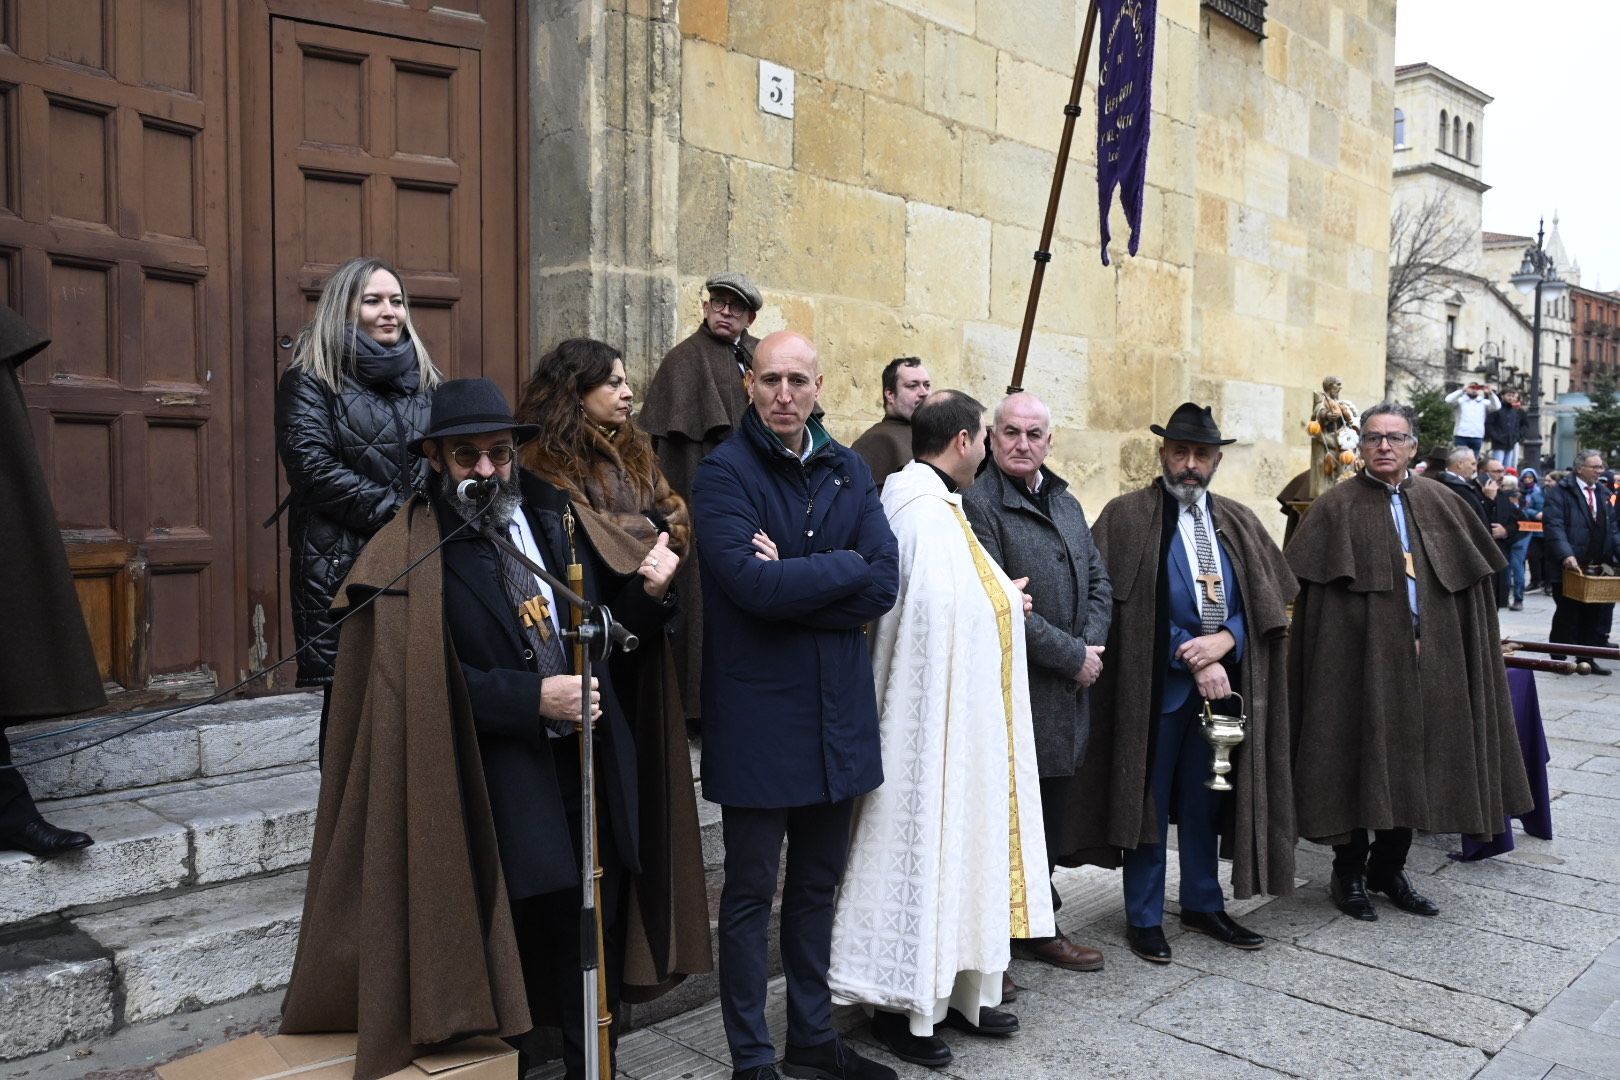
[1097,0,1158,265]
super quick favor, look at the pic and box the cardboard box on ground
[154,1031,516,1080]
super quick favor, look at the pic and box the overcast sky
[1394,0,1619,291]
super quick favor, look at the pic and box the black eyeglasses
[450,444,515,468]
[1361,433,1415,448]
[706,295,750,315]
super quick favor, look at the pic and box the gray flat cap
[704,271,763,312]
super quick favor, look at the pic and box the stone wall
[565,0,1396,525]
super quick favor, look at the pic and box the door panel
[271,18,481,378]
[0,0,233,688]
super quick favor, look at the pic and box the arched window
[1438,109,1448,149]
[1394,108,1406,147]
[1465,122,1474,162]
[1453,115,1462,155]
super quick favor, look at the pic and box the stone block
[194,699,319,778]
[680,0,727,44]
[681,38,793,168]
[751,290,817,342]
[77,872,307,1024]
[959,321,1089,430]
[960,130,1085,239]
[988,222,1112,341]
[924,24,996,130]
[140,770,320,885]
[0,923,114,1060]
[533,129,595,266]
[1261,82,1310,159]
[793,75,864,185]
[1140,974,1486,1079]
[995,53,1081,157]
[1155,23,1199,123]
[862,96,961,207]
[825,0,926,107]
[0,800,189,925]
[1244,141,1291,217]
[905,202,990,318]
[678,145,731,276]
[1115,258,1192,352]
[1509,1018,1620,1080]
[1197,117,1246,204]
[17,719,200,802]
[727,161,906,305]
[727,0,829,73]
[1233,260,1287,323]
[886,0,974,34]
[974,0,1076,75]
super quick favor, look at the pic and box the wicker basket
[1563,567,1620,604]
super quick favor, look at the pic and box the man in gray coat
[964,392,1111,974]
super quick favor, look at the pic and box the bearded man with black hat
[0,304,104,857]
[1064,403,1297,965]
[281,378,710,1080]
[1289,402,1532,922]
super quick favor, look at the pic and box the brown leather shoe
[1011,933,1104,972]
[1001,971,1019,1003]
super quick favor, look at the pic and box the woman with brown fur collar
[518,338,710,997]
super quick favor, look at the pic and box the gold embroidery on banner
[952,506,1031,937]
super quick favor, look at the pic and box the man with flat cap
[283,378,709,1080]
[1069,403,1297,965]
[640,271,765,729]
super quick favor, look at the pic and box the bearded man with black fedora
[1063,403,1297,965]
[282,378,709,1080]
[0,304,103,858]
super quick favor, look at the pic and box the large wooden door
[0,1,236,692]
[270,19,483,374]
[240,0,523,689]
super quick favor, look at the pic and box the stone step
[14,692,322,801]
[0,871,306,1061]
[1,766,320,926]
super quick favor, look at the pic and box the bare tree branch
[1386,191,1476,394]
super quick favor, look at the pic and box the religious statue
[1307,375,1360,499]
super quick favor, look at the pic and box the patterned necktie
[485,519,568,677]
[1188,503,1226,635]
[733,341,748,378]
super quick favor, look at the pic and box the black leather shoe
[734,1068,781,1080]
[942,1006,1019,1037]
[1367,870,1440,916]
[1179,909,1264,949]
[786,1035,898,1080]
[0,818,94,858]
[868,1013,948,1070]
[1330,874,1377,920]
[1588,661,1613,676]
[1126,924,1172,964]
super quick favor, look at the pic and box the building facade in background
[4,0,1396,704]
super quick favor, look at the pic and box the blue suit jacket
[1162,505,1247,715]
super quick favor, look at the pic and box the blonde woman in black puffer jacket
[274,257,440,749]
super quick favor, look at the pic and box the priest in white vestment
[828,391,1054,1070]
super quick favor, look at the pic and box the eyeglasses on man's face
[450,443,515,468]
[1361,432,1415,448]
[706,294,750,315]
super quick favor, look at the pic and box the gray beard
[435,470,525,533]
[1160,468,1213,507]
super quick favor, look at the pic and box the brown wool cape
[637,326,757,723]
[280,496,529,1080]
[1287,472,1532,844]
[1060,484,1299,900]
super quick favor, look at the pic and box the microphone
[457,477,498,503]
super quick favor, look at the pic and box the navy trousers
[718,799,855,1071]
[1121,698,1225,927]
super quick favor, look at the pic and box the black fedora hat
[1150,402,1235,446]
[408,377,540,456]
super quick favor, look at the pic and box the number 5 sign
[758,60,795,119]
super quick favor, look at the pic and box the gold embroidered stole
[951,504,1032,937]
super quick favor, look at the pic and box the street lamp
[1510,217,1568,470]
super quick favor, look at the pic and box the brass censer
[1199,693,1247,792]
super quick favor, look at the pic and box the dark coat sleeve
[692,454,877,621]
[965,494,1087,678]
[276,369,404,535]
[1543,484,1576,564]
[791,460,899,629]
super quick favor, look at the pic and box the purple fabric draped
[1453,667,1553,861]
[1097,0,1158,265]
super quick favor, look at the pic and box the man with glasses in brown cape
[1288,402,1532,922]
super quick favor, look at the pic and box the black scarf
[349,325,420,392]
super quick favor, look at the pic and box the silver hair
[1447,445,1477,469]
[993,391,1053,431]
[1361,401,1417,432]
[1576,449,1605,468]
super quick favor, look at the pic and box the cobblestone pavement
[12,593,1618,1080]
